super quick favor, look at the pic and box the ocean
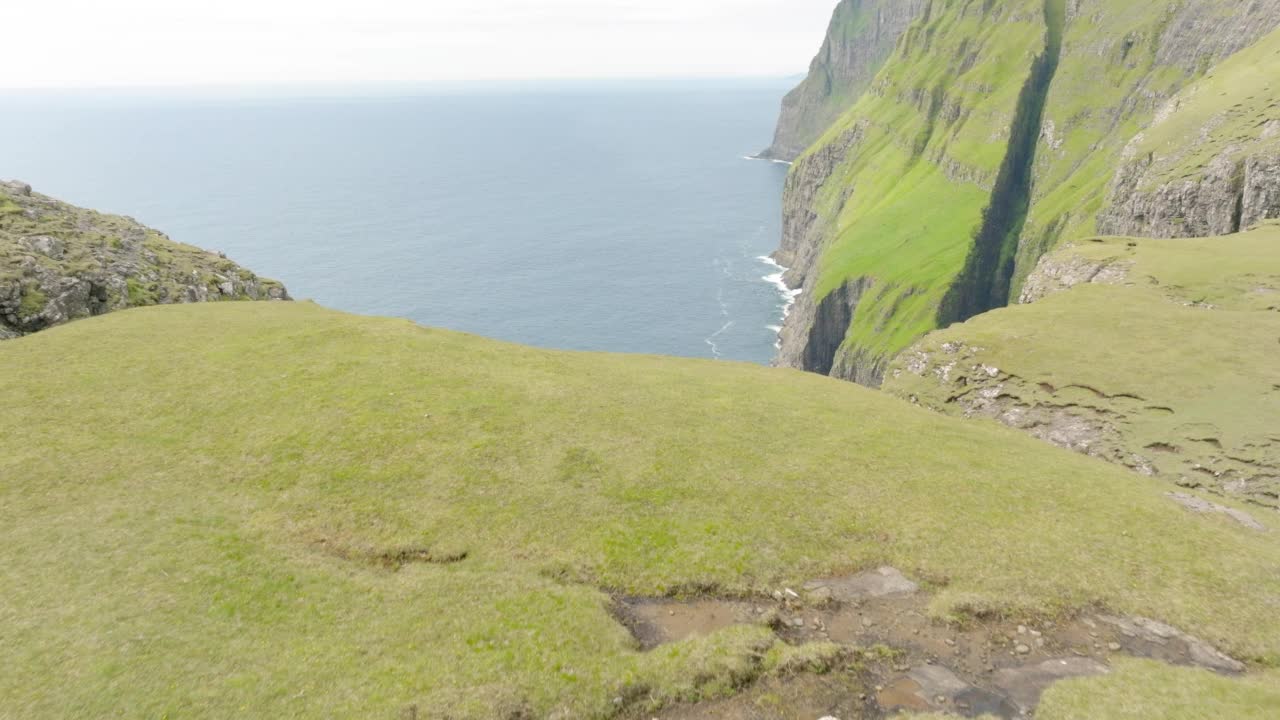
[0,80,795,363]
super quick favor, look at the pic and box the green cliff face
[775,0,1280,386]
[0,180,288,338]
[760,0,928,161]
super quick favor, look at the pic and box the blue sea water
[0,80,794,363]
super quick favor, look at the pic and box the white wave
[741,155,794,167]
[757,256,804,331]
[704,320,735,360]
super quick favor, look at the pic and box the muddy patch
[614,598,759,650]
[616,567,1247,719]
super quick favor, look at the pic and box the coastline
[758,255,802,349]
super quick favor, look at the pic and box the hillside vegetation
[774,0,1280,385]
[887,222,1280,508]
[3,302,1280,718]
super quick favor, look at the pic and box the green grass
[885,223,1280,504]
[1039,660,1280,720]
[4,301,1280,717]
[17,283,48,317]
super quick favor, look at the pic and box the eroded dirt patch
[616,567,1247,719]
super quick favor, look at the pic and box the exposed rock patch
[1168,492,1267,532]
[1018,249,1132,304]
[618,568,1247,719]
[1097,616,1246,674]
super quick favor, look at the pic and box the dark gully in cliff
[938,0,1066,327]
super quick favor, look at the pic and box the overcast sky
[5,0,839,89]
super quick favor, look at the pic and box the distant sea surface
[0,80,795,363]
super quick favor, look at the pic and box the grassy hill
[3,301,1279,717]
[886,222,1280,508]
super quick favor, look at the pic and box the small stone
[1018,625,1028,635]
[1035,638,1046,648]
[862,616,875,628]
[945,638,957,646]
[1108,642,1122,651]
[793,618,805,628]
[1030,630,1042,637]
[1016,644,1031,655]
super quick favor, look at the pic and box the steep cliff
[1014,2,1280,287]
[886,223,1280,509]
[775,0,1054,385]
[759,0,928,162]
[0,180,288,338]
[1096,26,1280,237]
[774,0,1280,386]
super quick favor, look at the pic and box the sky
[5,0,840,89]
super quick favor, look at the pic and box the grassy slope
[884,223,1280,502]
[1124,25,1280,190]
[1039,660,1280,720]
[1014,3,1280,290]
[4,302,1280,717]
[803,0,1045,365]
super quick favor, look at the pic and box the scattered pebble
[1108,642,1122,651]
[1016,644,1031,655]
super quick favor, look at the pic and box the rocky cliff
[1096,27,1280,238]
[772,0,1280,386]
[759,0,927,162]
[0,180,288,338]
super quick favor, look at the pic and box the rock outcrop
[759,0,927,162]
[1,180,288,337]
